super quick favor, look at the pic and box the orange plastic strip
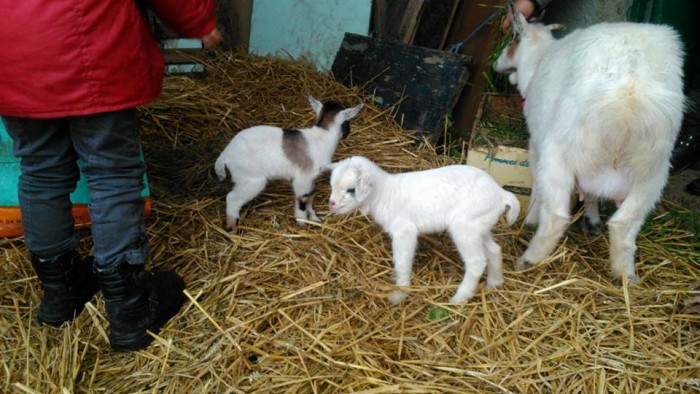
[0,197,152,238]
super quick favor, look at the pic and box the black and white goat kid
[215,95,363,231]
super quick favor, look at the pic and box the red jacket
[0,0,216,118]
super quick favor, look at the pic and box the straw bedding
[1,50,699,393]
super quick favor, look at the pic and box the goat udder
[577,169,631,204]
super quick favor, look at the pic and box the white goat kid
[326,156,520,304]
[494,7,685,283]
[215,95,363,231]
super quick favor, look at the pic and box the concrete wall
[249,0,372,72]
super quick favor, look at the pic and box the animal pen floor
[1,52,699,393]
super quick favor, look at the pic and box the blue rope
[449,6,507,54]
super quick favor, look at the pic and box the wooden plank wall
[378,0,460,48]
[382,0,427,43]
[412,0,461,49]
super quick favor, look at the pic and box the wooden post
[443,0,503,141]
[225,0,253,52]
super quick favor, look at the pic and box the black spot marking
[282,128,312,171]
[302,188,316,198]
[298,189,315,211]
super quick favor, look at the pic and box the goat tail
[214,154,228,181]
[502,191,521,227]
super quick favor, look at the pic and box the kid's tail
[214,154,228,181]
[502,190,521,226]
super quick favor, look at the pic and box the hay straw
[1,50,699,393]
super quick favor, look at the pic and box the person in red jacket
[0,0,221,351]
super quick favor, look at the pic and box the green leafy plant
[426,306,450,321]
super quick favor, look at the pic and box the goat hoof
[611,273,640,286]
[578,216,602,236]
[449,293,473,304]
[296,215,321,226]
[485,278,504,290]
[515,256,537,272]
[225,217,239,232]
[387,290,407,304]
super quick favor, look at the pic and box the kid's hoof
[611,273,640,286]
[387,290,407,304]
[485,278,504,290]
[449,293,473,304]
[225,217,238,232]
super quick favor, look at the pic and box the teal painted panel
[0,117,149,207]
[249,0,371,72]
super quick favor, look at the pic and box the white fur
[326,156,520,304]
[494,9,686,283]
[215,95,363,230]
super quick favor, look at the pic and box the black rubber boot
[96,262,185,351]
[30,250,100,327]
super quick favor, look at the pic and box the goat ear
[507,2,527,36]
[308,94,323,116]
[354,167,374,202]
[340,103,364,122]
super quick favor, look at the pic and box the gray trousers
[2,109,149,271]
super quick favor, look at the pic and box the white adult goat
[326,156,520,303]
[214,95,363,231]
[494,6,685,283]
